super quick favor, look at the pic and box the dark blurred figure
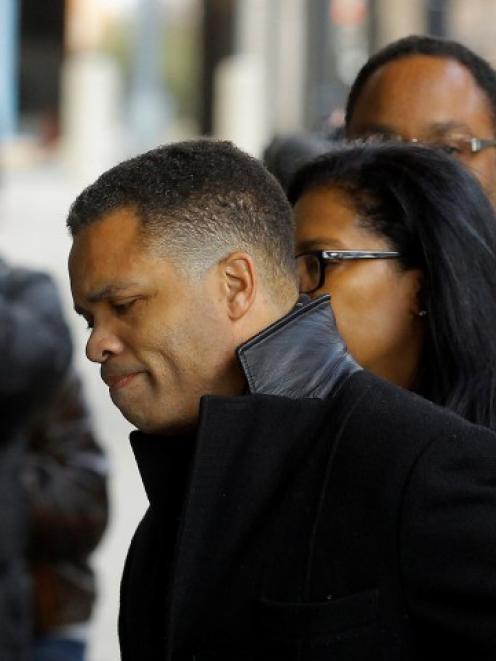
[0,257,71,660]
[25,372,109,661]
[0,256,109,661]
[345,35,496,207]
[263,132,335,192]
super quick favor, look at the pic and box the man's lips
[102,371,141,390]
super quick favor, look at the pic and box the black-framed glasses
[296,250,401,294]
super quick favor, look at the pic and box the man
[67,140,496,660]
[345,34,496,206]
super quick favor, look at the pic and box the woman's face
[294,185,424,388]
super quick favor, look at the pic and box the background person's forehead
[349,56,494,131]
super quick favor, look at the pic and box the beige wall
[449,0,496,65]
[374,0,426,49]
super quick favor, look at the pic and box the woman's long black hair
[288,141,496,431]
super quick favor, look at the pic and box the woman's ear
[220,251,257,321]
[405,268,425,317]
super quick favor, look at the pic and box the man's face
[347,55,496,205]
[69,207,239,435]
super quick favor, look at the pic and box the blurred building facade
[206,0,496,148]
[2,3,496,661]
[3,0,496,158]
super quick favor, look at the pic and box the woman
[287,141,496,430]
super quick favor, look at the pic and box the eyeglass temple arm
[470,137,496,152]
[321,251,401,260]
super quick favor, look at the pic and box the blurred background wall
[4,0,496,165]
[1,1,495,659]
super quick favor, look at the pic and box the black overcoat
[120,296,496,661]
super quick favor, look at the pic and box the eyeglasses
[367,133,496,158]
[296,250,401,294]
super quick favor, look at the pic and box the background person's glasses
[367,133,496,159]
[296,250,401,294]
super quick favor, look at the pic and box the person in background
[345,34,496,206]
[0,252,108,661]
[263,133,334,192]
[0,257,72,660]
[289,140,496,430]
[66,140,496,660]
[25,370,109,661]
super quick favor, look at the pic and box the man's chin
[127,411,198,436]
[115,403,154,433]
[108,393,150,431]
[112,401,172,435]
[109,392,200,435]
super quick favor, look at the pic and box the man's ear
[220,252,257,321]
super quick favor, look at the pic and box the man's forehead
[69,207,149,273]
[349,55,493,133]
[72,207,141,249]
[69,211,145,292]
[366,56,478,94]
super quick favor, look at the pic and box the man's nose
[86,326,124,363]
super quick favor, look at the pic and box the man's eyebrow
[427,121,471,134]
[73,282,143,314]
[87,283,141,303]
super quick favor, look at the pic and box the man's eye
[435,142,463,155]
[112,300,136,315]
[84,317,94,330]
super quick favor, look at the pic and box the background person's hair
[263,133,334,192]
[345,34,496,128]
[67,139,297,298]
[288,141,496,430]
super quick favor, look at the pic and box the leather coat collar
[236,294,361,400]
[131,298,360,452]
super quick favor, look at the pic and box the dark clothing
[121,434,194,658]
[24,370,109,633]
[0,259,72,660]
[33,636,85,661]
[119,296,496,660]
[0,260,71,415]
[263,133,334,192]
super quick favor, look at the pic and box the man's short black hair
[346,35,496,127]
[67,140,297,295]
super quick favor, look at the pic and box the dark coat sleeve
[0,264,72,420]
[400,423,496,658]
[23,371,109,562]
